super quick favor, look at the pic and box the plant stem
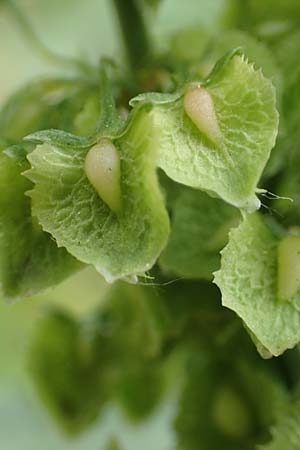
[112,0,152,72]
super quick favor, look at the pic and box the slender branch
[112,0,152,72]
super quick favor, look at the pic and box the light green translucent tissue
[25,107,170,282]
[214,213,300,357]
[151,54,278,211]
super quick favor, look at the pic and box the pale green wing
[152,54,278,211]
[214,213,300,357]
[25,107,170,282]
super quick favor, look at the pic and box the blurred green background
[0,1,222,449]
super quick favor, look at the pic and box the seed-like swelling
[84,139,122,214]
[277,235,300,301]
[183,86,222,146]
[154,55,278,212]
[26,108,170,283]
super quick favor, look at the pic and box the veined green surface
[153,55,278,211]
[1,0,299,448]
[215,213,300,357]
[26,108,170,282]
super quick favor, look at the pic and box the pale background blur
[0,1,222,448]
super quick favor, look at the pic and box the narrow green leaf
[95,63,124,135]
[129,91,181,107]
[25,129,94,148]
[203,48,242,86]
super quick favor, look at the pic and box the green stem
[112,0,152,72]
[4,0,94,76]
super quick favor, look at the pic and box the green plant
[2,0,300,448]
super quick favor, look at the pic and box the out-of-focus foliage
[159,184,240,279]
[29,310,105,434]
[0,78,100,140]
[2,0,300,449]
[30,279,291,448]
[106,438,123,450]
[259,396,300,450]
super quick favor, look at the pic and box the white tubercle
[184,86,222,145]
[277,235,300,301]
[84,139,122,214]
